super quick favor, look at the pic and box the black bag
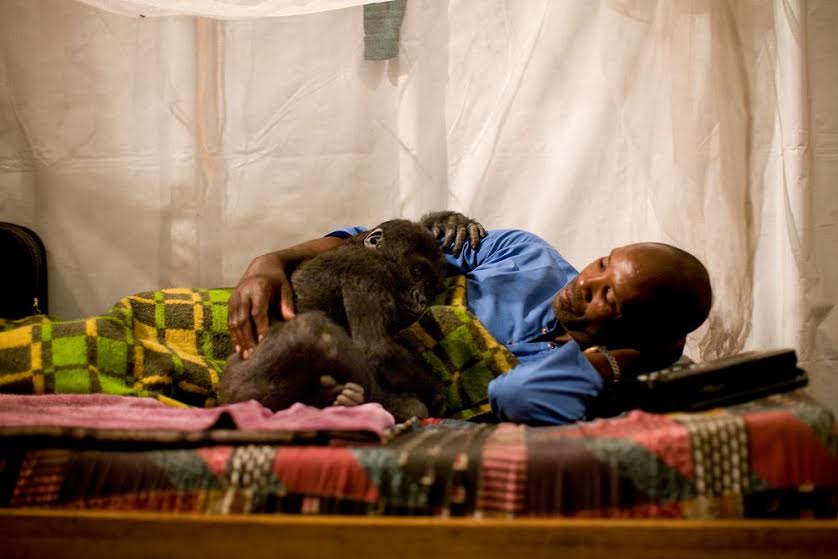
[589,348,808,417]
[0,222,48,319]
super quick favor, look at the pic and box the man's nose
[577,273,602,303]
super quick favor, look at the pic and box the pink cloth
[0,394,395,436]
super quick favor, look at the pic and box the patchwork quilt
[0,391,835,518]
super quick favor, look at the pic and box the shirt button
[541,328,549,335]
[546,342,556,349]
[507,340,514,345]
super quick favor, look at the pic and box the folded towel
[0,394,394,436]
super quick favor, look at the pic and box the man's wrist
[585,345,620,382]
[583,346,645,382]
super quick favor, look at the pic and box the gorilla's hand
[420,211,487,255]
[228,253,296,359]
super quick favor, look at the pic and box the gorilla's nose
[413,291,427,310]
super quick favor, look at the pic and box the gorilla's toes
[333,382,365,407]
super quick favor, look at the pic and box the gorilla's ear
[364,227,384,249]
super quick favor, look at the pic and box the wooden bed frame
[2,510,836,559]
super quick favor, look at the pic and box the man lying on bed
[227,212,712,426]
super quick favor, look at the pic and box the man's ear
[364,227,384,249]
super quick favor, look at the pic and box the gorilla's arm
[340,283,442,420]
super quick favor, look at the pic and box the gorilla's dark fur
[219,219,446,421]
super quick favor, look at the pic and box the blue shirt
[328,227,603,425]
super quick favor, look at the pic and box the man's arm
[488,341,604,425]
[229,211,486,357]
[228,236,347,358]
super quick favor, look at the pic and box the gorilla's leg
[378,392,430,422]
[318,375,366,407]
[219,311,375,411]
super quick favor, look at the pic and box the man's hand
[583,337,686,382]
[228,253,295,359]
[420,211,487,255]
[227,235,348,359]
[583,346,643,382]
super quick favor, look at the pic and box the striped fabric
[477,424,528,516]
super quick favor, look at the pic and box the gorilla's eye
[410,263,426,278]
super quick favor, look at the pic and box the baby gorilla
[219,219,446,421]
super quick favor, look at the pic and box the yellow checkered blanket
[0,280,517,417]
[0,288,231,408]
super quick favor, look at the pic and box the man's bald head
[553,242,712,360]
[618,242,713,342]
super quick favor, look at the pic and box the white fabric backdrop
[1,0,836,412]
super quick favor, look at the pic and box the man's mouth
[559,287,571,308]
[559,281,582,315]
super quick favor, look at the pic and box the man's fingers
[250,297,271,349]
[227,295,242,349]
[279,282,296,321]
[229,297,257,354]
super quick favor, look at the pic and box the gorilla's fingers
[319,375,338,388]
[441,227,456,251]
[334,382,365,407]
[452,227,468,255]
[468,223,485,250]
[318,375,344,405]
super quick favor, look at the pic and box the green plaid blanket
[399,275,518,420]
[0,278,517,418]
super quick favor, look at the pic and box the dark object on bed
[590,349,808,417]
[0,222,48,319]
